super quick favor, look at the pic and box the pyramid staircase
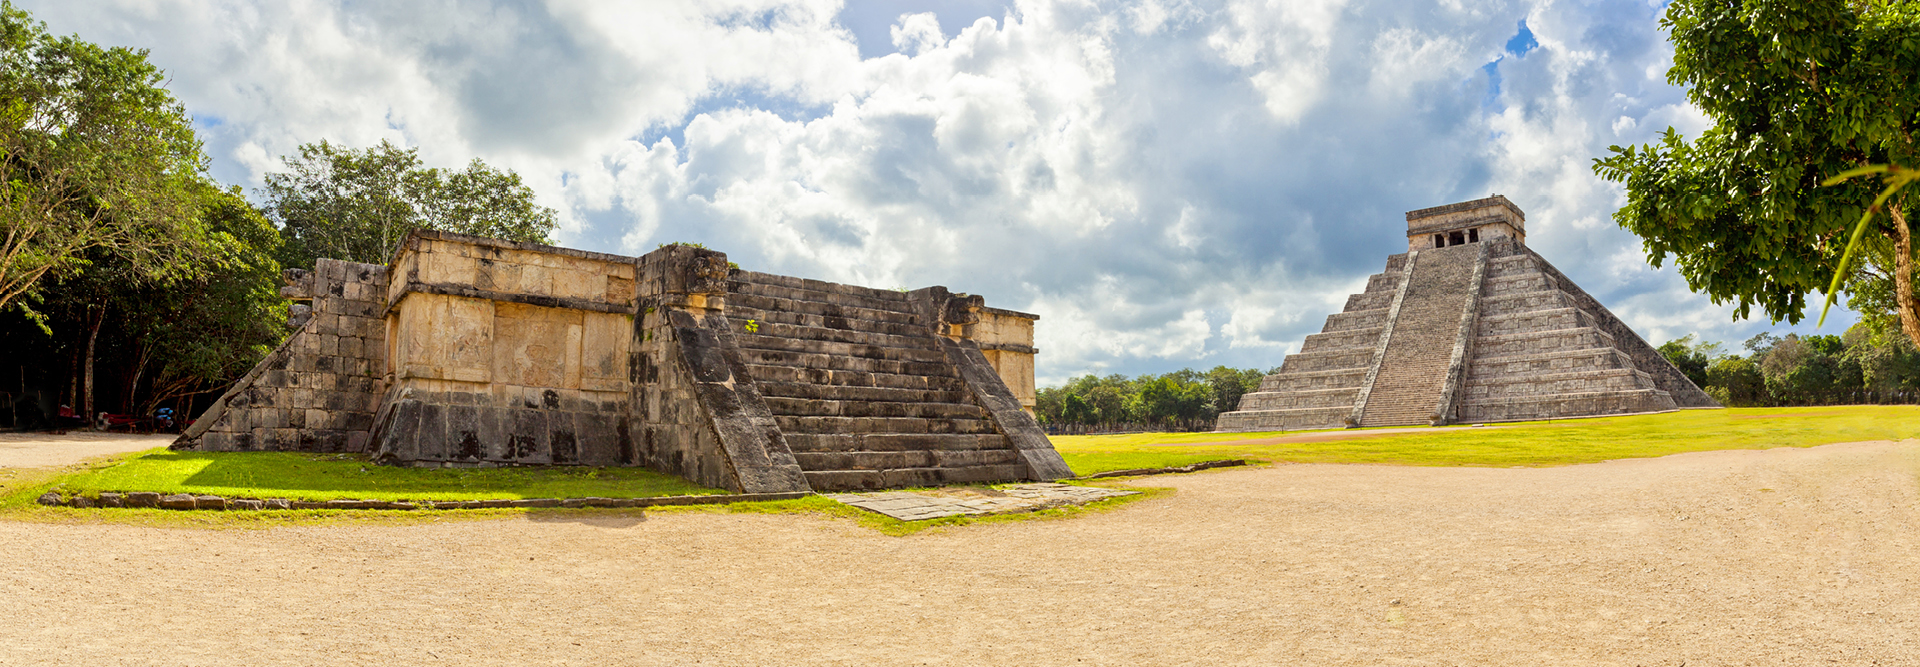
[723,271,1033,490]
[1218,229,1711,432]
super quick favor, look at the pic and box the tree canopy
[0,1,216,316]
[263,140,559,269]
[1592,0,1920,343]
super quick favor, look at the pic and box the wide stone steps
[724,304,928,337]
[1364,272,1403,293]
[802,464,1029,491]
[1483,273,1561,298]
[1461,388,1676,423]
[1324,308,1390,332]
[1215,406,1351,432]
[726,293,919,325]
[1474,326,1617,359]
[1358,244,1479,427]
[1477,307,1594,337]
[738,349,954,377]
[724,273,1031,491]
[1234,387,1358,411]
[1279,349,1375,373]
[728,276,915,314]
[774,415,998,435]
[743,365,967,391]
[1468,347,1636,378]
[1463,368,1657,400]
[1479,290,1571,317]
[731,332,947,364]
[755,381,969,404]
[763,397,988,420]
[1345,291,1395,312]
[1301,327,1383,352]
[1258,368,1367,392]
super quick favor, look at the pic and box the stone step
[1279,349,1375,373]
[1484,255,1538,279]
[1234,387,1358,411]
[754,381,970,404]
[1257,368,1367,393]
[1483,272,1560,298]
[732,333,948,364]
[784,433,1010,453]
[1345,290,1395,312]
[1460,388,1677,423]
[726,293,921,326]
[738,349,956,377]
[775,415,999,435]
[1476,307,1594,338]
[743,365,968,391]
[729,319,939,350]
[730,270,915,305]
[1385,253,1409,272]
[1468,347,1636,377]
[791,448,1019,471]
[725,304,930,337]
[1301,327,1383,353]
[802,464,1030,491]
[763,397,989,420]
[1463,368,1658,400]
[1479,289,1571,317]
[1364,272,1403,293]
[1215,406,1350,432]
[727,278,916,315]
[1474,326,1617,359]
[1324,308,1390,332]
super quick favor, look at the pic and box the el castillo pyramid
[1216,196,1718,432]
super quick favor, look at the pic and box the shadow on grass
[54,450,722,502]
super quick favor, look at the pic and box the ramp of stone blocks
[1454,242,1679,423]
[1356,244,1484,427]
[172,260,388,453]
[1215,254,1409,432]
[722,270,1066,491]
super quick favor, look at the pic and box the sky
[21,0,1859,386]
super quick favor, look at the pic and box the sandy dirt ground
[3,440,1918,666]
[0,432,174,469]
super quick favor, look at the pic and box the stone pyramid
[1217,196,1718,432]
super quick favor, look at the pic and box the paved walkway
[828,483,1137,520]
[0,432,173,469]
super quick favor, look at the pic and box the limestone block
[421,250,478,287]
[492,302,583,389]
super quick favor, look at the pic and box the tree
[1657,334,1717,389]
[1592,0,1920,344]
[263,140,559,269]
[0,2,214,316]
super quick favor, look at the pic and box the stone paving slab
[827,483,1137,521]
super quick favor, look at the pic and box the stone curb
[1073,459,1248,480]
[34,490,810,511]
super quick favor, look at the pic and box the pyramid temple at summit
[1216,196,1719,432]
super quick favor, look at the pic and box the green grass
[1053,405,1920,475]
[31,448,723,502]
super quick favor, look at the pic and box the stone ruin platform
[172,230,1072,493]
[1217,196,1719,432]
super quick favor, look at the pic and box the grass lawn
[1052,405,1920,475]
[25,449,723,503]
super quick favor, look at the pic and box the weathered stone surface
[98,492,124,508]
[125,492,160,508]
[159,494,198,510]
[36,492,62,506]
[1219,197,1715,432]
[69,495,96,508]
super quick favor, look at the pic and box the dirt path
[3,440,1918,666]
[0,432,173,469]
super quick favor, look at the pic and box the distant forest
[1036,320,1920,433]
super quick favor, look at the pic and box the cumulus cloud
[18,0,1855,387]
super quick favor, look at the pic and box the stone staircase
[723,271,1031,490]
[1357,244,1481,427]
[1215,255,1407,431]
[1457,245,1675,422]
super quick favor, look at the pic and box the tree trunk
[1892,204,1920,350]
[83,302,104,428]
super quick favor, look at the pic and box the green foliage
[0,1,215,315]
[1656,334,1717,389]
[42,448,721,502]
[1050,405,1920,474]
[1664,326,1920,407]
[1036,365,1266,430]
[1592,0,1920,327]
[264,139,557,269]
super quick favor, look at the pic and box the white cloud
[15,0,1851,385]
